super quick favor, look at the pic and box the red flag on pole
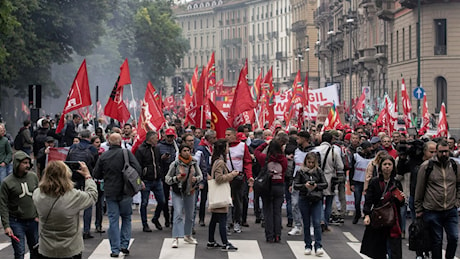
[208,99,231,139]
[322,102,342,131]
[21,101,30,115]
[303,72,309,107]
[401,78,412,128]
[284,70,305,125]
[262,67,275,129]
[228,60,256,128]
[436,102,448,137]
[252,70,263,104]
[104,59,131,124]
[56,60,92,133]
[355,91,366,124]
[131,82,166,154]
[205,52,216,95]
[420,93,430,134]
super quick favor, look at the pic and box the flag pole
[129,84,137,123]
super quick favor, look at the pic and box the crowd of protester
[0,113,458,259]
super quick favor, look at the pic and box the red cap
[344,133,352,141]
[165,128,176,136]
[236,132,247,141]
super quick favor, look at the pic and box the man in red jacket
[225,128,254,233]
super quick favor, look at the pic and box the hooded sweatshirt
[0,151,38,229]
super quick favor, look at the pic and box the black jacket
[293,167,328,201]
[135,141,161,181]
[93,145,142,199]
[157,140,178,179]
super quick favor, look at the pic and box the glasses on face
[383,140,391,143]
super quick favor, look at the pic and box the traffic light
[177,78,183,94]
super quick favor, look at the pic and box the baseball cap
[360,141,372,149]
[165,128,176,136]
[370,136,381,144]
[45,136,55,143]
[344,133,351,141]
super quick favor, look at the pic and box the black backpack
[13,129,24,150]
[409,218,431,252]
[66,143,95,189]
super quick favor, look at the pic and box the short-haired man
[415,140,460,259]
[63,114,81,147]
[135,130,165,232]
[0,123,12,183]
[0,151,39,258]
[94,133,142,257]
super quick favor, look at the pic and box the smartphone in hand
[64,161,81,171]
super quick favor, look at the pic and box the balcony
[267,32,272,39]
[434,45,447,55]
[252,56,259,62]
[291,20,307,33]
[374,44,388,65]
[261,54,267,61]
[332,32,344,49]
[358,48,377,64]
[231,38,242,46]
[249,35,255,42]
[377,9,394,21]
[314,3,331,25]
[258,34,264,41]
[336,59,355,75]
[272,31,278,39]
[275,51,286,61]
[399,0,417,9]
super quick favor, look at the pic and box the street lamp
[295,48,303,76]
[305,37,310,79]
[328,30,335,85]
[316,40,321,88]
[347,18,354,119]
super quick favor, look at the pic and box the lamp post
[316,40,321,88]
[347,18,354,118]
[295,48,303,76]
[416,0,421,126]
[328,30,335,85]
[305,37,310,78]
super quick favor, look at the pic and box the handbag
[371,181,396,228]
[207,161,233,209]
[254,156,272,194]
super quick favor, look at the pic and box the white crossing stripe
[287,241,331,259]
[347,242,369,259]
[0,243,9,251]
[88,238,134,259]
[227,240,263,259]
[159,238,196,259]
[343,232,360,243]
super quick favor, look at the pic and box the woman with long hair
[206,139,239,251]
[360,155,405,259]
[364,150,389,192]
[165,144,203,248]
[254,139,288,243]
[32,161,97,258]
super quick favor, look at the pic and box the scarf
[179,155,192,165]
[379,180,402,238]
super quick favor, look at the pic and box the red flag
[187,66,207,128]
[251,70,262,104]
[208,99,230,139]
[215,78,224,95]
[355,91,366,124]
[420,93,430,133]
[164,95,175,110]
[262,67,275,129]
[56,60,92,133]
[322,102,342,131]
[104,59,131,124]
[228,60,256,128]
[401,78,412,128]
[205,52,216,95]
[284,71,305,125]
[303,72,309,107]
[132,81,167,154]
[436,102,448,137]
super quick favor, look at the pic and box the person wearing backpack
[66,130,98,239]
[33,119,49,156]
[415,140,460,259]
[254,139,287,243]
[294,152,328,256]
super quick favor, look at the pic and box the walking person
[294,152,328,256]
[0,123,13,183]
[254,139,287,243]
[0,151,39,259]
[165,143,203,248]
[207,139,239,251]
[93,133,142,257]
[32,161,97,258]
[360,155,405,259]
[415,140,460,259]
[135,130,166,232]
[91,136,106,234]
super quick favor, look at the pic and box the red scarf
[379,180,402,238]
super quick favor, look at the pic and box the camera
[64,161,81,171]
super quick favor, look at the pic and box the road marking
[159,238,196,259]
[88,238,134,259]
[343,232,359,243]
[0,243,10,251]
[347,242,369,259]
[227,239,263,259]
[287,241,331,259]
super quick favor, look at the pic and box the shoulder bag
[371,181,396,228]
[207,160,233,209]
[122,149,143,197]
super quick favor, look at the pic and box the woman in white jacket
[32,161,97,258]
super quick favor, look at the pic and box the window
[436,76,447,112]
[396,30,399,62]
[390,33,393,63]
[409,26,412,59]
[402,28,405,61]
[434,19,447,55]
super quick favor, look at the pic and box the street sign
[413,86,425,100]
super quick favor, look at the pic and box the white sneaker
[184,235,198,244]
[288,226,301,236]
[304,248,312,255]
[172,238,178,248]
[233,223,242,233]
[315,247,324,256]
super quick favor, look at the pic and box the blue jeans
[83,206,92,233]
[0,163,12,183]
[106,196,132,254]
[291,189,302,228]
[9,217,39,259]
[400,204,407,234]
[353,182,364,217]
[298,197,322,250]
[322,195,334,228]
[409,196,416,221]
[423,207,459,259]
[140,180,165,226]
[171,192,195,238]
[284,183,292,222]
